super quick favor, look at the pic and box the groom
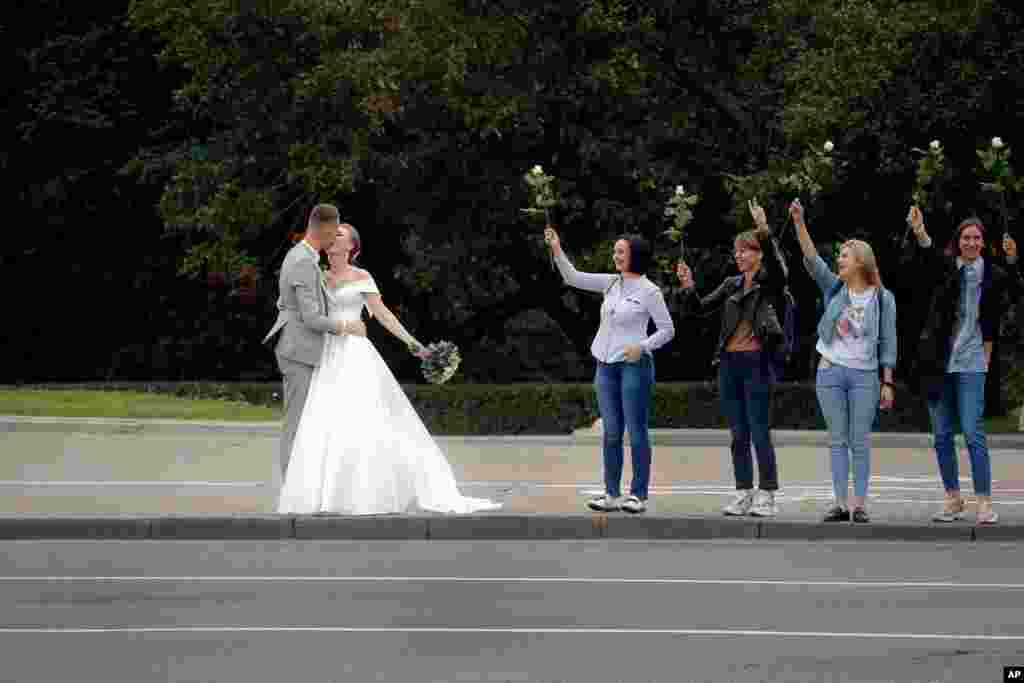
[263,203,367,476]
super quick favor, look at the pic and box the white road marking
[0,576,1022,589]
[0,625,1020,639]
[580,488,1024,503]
[2,480,1022,506]
[1,479,1016,494]
[470,478,976,488]
[0,481,266,487]
[590,486,1017,493]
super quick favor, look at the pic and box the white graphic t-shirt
[816,287,878,370]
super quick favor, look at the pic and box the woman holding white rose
[674,200,789,517]
[544,224,675,514]
[904,206,1021,525]
[790,199,897,524]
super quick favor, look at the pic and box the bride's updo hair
[341,223,362,264]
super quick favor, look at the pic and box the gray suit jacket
[263,241,334,366]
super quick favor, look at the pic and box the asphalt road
[0,539,1022,682]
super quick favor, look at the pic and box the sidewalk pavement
[1,416,1022,542]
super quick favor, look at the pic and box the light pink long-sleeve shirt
[554,250,675,363]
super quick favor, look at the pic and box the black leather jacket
[676,233,788,366]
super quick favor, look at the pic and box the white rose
[675,185,685,196]
[992,137,1004,149]
[531,164,544,175]
[930,140,941,151]
[823,141,834,153]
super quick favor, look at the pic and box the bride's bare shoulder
[353,268,373,281]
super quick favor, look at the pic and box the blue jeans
[927,372,990,496]
[815,360,879,502]
[595,356,654,500]
[718,351,778,491]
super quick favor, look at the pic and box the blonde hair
[840,239,883,288]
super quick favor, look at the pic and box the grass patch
[985,407,1021,434]
[0,386,1018,433]
[0,389,281,421]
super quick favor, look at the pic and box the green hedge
[14,381,933,434]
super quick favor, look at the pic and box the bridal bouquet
[420,340,461,384]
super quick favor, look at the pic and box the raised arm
[789,198,818,264]
[748,199,788,293]
[1003,233,1022,297]
[903,205,946,278]
[789,198,840,296]
[544,225,616,293]
[365,294,426,355]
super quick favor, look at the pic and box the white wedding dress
[276,274,501,515]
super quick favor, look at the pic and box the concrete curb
[0,515,1017,542]
[4,416,1024,448]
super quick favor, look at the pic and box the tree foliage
[6,0,1024,399]
[123,0,769,366]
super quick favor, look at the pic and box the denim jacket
[804,254,898,369]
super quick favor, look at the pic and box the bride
[277,223,501,515]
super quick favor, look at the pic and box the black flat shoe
[852,509,870,524]
[823,506,850,522]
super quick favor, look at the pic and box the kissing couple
[263,203,500,515]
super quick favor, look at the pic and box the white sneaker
[749,490,778,517]
[621,496,646,514]
[587,494,621,512]
[723,490,754,516]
